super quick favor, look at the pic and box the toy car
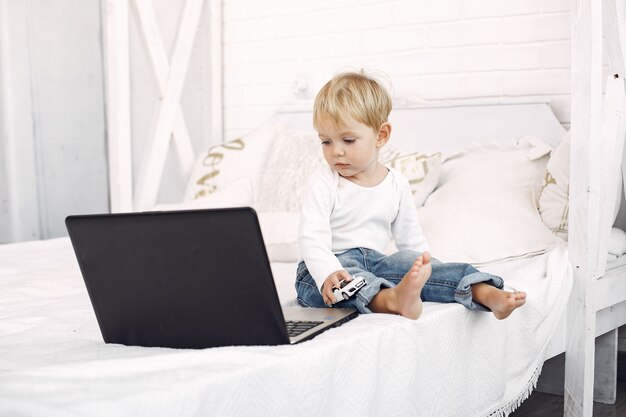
[332,276,367,304]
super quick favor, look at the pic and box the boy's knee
[295,271,325,308]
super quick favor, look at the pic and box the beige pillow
[383,152,442,207]
[537,131,621,240]
[537,132,570,239]
[419,136,559,265]
[184,124,280,201]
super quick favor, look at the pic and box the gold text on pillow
[194,139,245,199]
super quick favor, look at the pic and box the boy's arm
[391,174,430,252]
[298,170,344,290]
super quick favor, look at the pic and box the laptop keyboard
[285,320,323,338]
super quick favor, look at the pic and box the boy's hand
[321,270,353,306]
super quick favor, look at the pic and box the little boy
[296,71,526,320]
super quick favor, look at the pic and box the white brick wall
[222,0,572,141]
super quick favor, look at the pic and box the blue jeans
[295,248,504,314]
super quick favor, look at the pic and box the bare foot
[488,289,527,320]
[369,252,432,320]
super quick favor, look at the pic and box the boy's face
[316,116,390,180]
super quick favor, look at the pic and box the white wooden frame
[101,0,626,415]
[0,0,14,242]
[566,0,626,415]
[104,0,132,213]
[103,0,222,212]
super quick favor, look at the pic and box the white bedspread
[0,238,572,417]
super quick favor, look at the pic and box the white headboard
[272,100,566,156]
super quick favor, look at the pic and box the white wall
[221,0,571,141]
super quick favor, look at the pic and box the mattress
[0,237,572,417]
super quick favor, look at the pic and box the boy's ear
[376,122,392,147]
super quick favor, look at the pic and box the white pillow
[537,131,621,240]
[183,124,280,201]
[155,177,253,211]
[258,212,300,262]
[418,136,559,265]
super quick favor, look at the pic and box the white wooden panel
[133,0,204,210]
[0,0,11,243]
[539,299,626,360]
[595,301,626,337]
[131,0,195,177]
[27,0,109,235]
[0,1,43,242]
[107,0,220,208]
[1,0,109,238]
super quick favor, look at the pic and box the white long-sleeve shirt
[298,165,430,289]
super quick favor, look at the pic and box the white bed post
[209,0,223,147]
[566,0,603,415]
[566,0,626,414]
[592,0,626,405]
[103,0,133,213]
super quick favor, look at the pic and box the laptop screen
[66,207,291,348]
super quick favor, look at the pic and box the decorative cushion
[418,136,559,265]
[382,152,442,207]
[537,131,570,239]
[255,129,324,213]
[537,131,621,240]
[183,124,280,201]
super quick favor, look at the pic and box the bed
[72,0,626,415]
[2,100,614,417]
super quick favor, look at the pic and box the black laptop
[65,207,357,349]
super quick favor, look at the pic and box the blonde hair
[313,70,392,132]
